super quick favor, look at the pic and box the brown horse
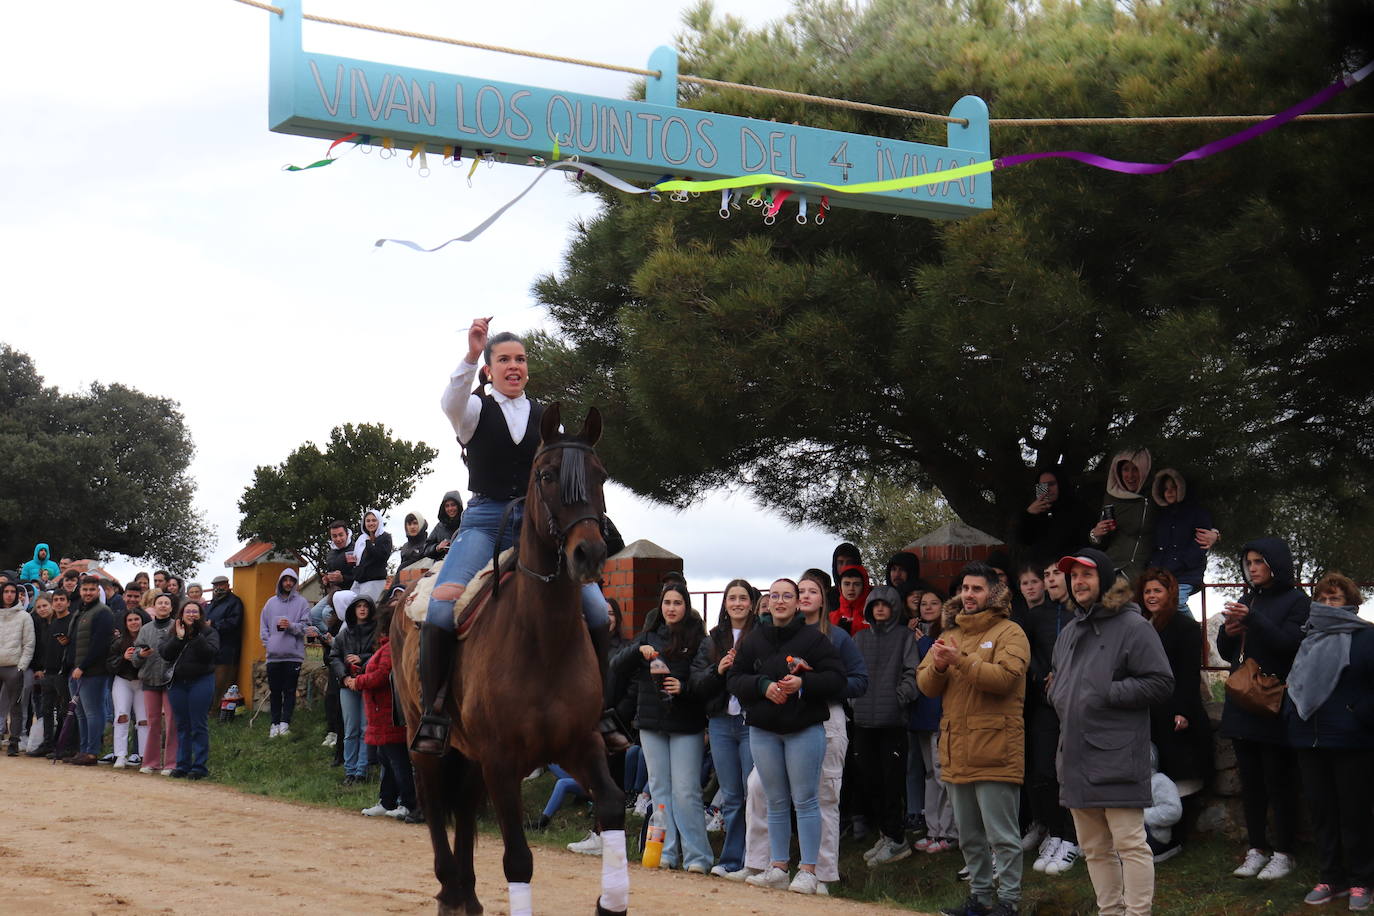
[393,404,630,916]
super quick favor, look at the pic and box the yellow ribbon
[653,159,994,195]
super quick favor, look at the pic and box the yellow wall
[232,561,297,708]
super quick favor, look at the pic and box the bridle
[512,440,605,586]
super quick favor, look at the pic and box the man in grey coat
[1048,548,1173,916]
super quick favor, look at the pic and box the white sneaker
[633,792,651,817]
[862,836,888,863]
[746,866,791,889]
[1046,841,1080,875]
[1233,848,1271,878]
[322,732,337,747]
[710,864,732,878]
[567,831,603,855]
[1033,836,1063,872]
[138,766,155,775]
[868,837,912,867]
[161,768,175,777]
[277,723,290,737]
[113,757,128,769]
[387,806,410,820]
[723,867,756,881]
[361,803,391,817]
[268,723,280,738]
[705,807,724,833]
[788,870,820,894]
[1020,821,1046,852]
[1257,851,1294,880]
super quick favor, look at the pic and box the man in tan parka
[917,561,1030,916]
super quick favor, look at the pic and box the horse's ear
[577,407,603,446]
[540,402,563,445]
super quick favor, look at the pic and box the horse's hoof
[437,900,479,916]
[595,898,626,916]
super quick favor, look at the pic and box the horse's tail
[426,750,487,833]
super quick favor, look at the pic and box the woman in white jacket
[0,584,36,757]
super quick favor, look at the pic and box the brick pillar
[602,539,683,637]
[904,522,1005,596]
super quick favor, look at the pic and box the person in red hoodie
[348,591,420,823]
[830,566,872,635]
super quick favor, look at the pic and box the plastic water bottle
[641,804,667,868]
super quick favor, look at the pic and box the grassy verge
[204,705,1318,915]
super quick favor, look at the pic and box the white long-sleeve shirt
[439,358,531,446]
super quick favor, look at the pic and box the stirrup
[410,713,451,755]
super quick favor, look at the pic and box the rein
[496,439,604,597]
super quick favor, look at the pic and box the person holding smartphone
[161,600,220,779]
[1088,449,1155,582]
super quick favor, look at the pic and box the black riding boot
[410,623,456,756]
[588,624,632,753]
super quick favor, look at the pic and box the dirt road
[0,758,908,915]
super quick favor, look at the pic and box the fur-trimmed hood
[1106,448,1152,501]
[1150,468,1187,507]
[940,580,1014,632]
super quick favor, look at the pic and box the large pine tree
[529,0,1374,576]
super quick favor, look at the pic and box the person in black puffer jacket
[727,578,847,895]
[331,594,378,786]
[424,491,465,562]
[688,579,759,877]
[161,600,220,779]
[398,512,431,572]
[610,584,710,873]
[1215,537,1310,881]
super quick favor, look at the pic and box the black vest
[464,393,544,500]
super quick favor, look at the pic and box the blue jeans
[340,687,367,777]
[749,723,826,866]
[708,714,753,871]
[542,764,588,818]
[639,729,712,871]
[70,675,110,756]
[1177,583,1196,617]
[625,744,647,794]
[426,496,608,630]
[168,674,214,776]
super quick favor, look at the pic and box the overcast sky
[2,0,853,596]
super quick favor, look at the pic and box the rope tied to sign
[231,0,1373,128]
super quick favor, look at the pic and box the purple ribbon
[997,61,1372,175]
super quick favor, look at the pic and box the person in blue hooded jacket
[1145,469,1220,611]
[20,544,59,583]
[1215,537,1310,882]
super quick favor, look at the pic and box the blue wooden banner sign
[268,0,991,218]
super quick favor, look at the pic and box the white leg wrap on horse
[599,829,629,912]
[507,882,532,916]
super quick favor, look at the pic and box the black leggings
[1231,737,1298,853]
[266,661,302,725]
[1299,747,1374,889]
[852,725,908,842]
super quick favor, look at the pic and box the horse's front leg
[482,760,535,916]
[563,734,630,915]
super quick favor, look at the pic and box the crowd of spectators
[2,450,1371,916]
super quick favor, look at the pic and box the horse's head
[528,403,609,585]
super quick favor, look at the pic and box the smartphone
[1099,505,1115,522]
[1034,482,1050,500]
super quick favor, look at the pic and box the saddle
[404,547,516,640]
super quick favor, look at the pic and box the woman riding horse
[413,317,625,755]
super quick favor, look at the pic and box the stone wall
[247,645,329,717]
